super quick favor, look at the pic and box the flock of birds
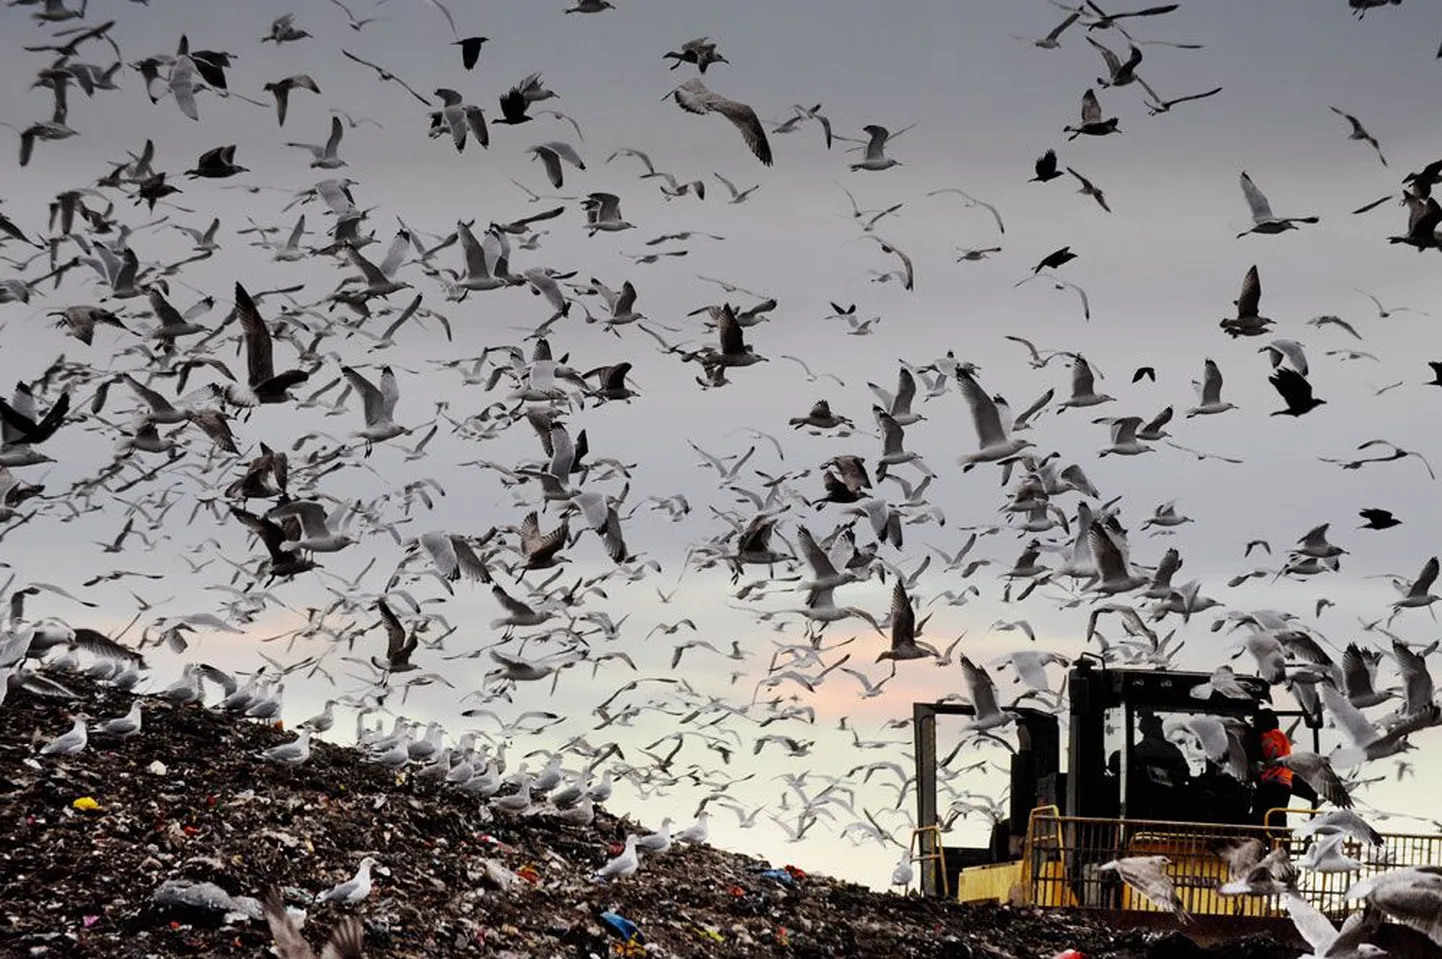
[3,0,1442,953]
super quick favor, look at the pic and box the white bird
[1300,833,1364,874]
[1261,338,1309,377]
[595,834,640,881]
[1190,665,1254,701]
[1238,171,1319,237]
[1347,867,1442,947]
[286,115,346,169]
[956,368,1034,469]
[261,728,313,766]
[959,656,1014,732]
[1099,856,1189,920]
[713,171,759,203]
[527,141,585,189]
[850,125,902,171]
[39,714,88,756]
[341,365,407,445]
[582,192,635,234]
[1098,417,1153,457]
[869,367,923,426]
[316,856,381,905]
[674,812,710,844]
[1271,751,1353,808]
[666,79,773,166]
[168,55,200,121]
[269,500,357,553]
[91,701,142,739]
[1185,359,1236,416]
[1057,355,1113,409]
[890,854,915,891]
[635,817,674,855]
[431,89,488,152]
[1295,809,1384,847]
[1284,891,1386,959]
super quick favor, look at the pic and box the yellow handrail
[908,824,949,898]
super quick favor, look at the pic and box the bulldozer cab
[913,656,1320,899]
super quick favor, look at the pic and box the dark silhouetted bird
[1269,367,1326,417]
[1427,361,1442,386]
[1032,246,1076,274]
[1359,508,1401,530]
[496,86,532,125]
[455,36,488,70]
[1031,148,1062,182]
[1132,367,1156,383]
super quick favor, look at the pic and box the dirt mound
[0,677,1299,958]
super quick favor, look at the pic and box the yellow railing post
[908,824,949,899]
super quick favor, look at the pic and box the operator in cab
[1251,707,1315,828]
[1132,712,1191,815]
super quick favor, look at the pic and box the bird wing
[1237,265,1262,317]
[797,526,839,578]
[960,655,1001,718]
[1282,891,1338,951]
[376,599,407,658]
[1071,356,1098,397]
[1320,682,1380,748]
[234,282,276,386]
[1410,556,1439,597]
[1088,522,1131,583]
[957,369,1007,448]
[1200,359,1223,403]
[1239,171,1275,222]
[341,366,385,426]
[890,580,915,647]
[263,887,321,959]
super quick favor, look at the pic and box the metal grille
[1022,807,1442,918]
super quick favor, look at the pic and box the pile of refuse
[0,678,1304,958]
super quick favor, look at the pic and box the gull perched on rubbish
[595,834,640,881]
[261,728,313,767]
[316,857,382,905]
[91,701,142,739]
[39,713,88,756]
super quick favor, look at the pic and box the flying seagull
[1238,171,1319,237]
[665,79,773,166]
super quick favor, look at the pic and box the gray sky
[2,0,1441,888]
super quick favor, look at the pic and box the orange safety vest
[1259,728,1293,786]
